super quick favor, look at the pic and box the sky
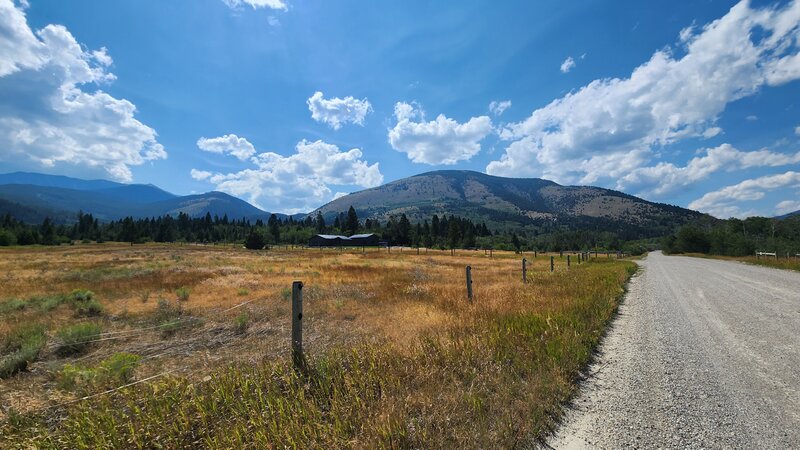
[1,0,799,217]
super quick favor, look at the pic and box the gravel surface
[548,251,800,449]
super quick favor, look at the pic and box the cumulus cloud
[489,100,511,116]
[191,138,382,214]
[197,134,256,161]
[0,0,166,181]
[388,102,493,165]
[618,144,800,197]
[222,0,287,11]
[190,169,213,181]
[776,199,800,215]
[307,91,372,130]
[688,171,800,218]
[796,125,800,135]
[487,1,800,187]
[560,56,576,73]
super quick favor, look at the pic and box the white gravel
[547,251,800,449]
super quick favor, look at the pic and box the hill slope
[314,170,708,237]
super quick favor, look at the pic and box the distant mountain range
[0,170,714,238]
[314,170,712,238]
[777,210,800,219]
[0,172,278,223]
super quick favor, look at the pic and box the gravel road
[548,251,800,449]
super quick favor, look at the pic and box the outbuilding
[308,233,379,247]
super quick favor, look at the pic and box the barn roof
[312,233,376,240]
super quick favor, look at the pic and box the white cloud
[489,100,511,116]
[746,115,759,121]
[688,171,800,218]
[388,102,493,165]
[190,169,213,181]
[618,144,800,197]
[795,125,800,136]
[192,139,382,214]
[488,1,800,187]
[197,134,256,161]
[222,0,287,11]
[560,56,576,73]
[307,91,372,130]
[776,199,800,215]
[0,0,166,182]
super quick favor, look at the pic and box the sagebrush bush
[69,289,103,316]
[0,324,47,378]
[55,323,102,356]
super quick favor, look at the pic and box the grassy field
[0,243,636,448]
[681,253,800,272]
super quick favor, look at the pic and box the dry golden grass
[0,243,635,448]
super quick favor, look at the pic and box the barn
[347,233,379,246]
[308,233,379,247]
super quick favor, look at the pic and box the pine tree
[346,206,359,236]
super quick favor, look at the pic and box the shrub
[0,324,47,378]
[69,289,103,316]
[234,311,250,334]
[244,229,267,250]
[0,228,17,246]
[237,288,249,296]
[175,286,190,302]
[55,323,102,356]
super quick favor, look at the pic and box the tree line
[662,215,800,256]
[0,205,645,253]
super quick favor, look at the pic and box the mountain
[314,170,709,238]
[777,210,800,219]
[0,172,279,223]
[0,172,123,191]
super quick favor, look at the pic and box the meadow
[681,252,800,272]
[0,243,636,448]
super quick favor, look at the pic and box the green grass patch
[58,353,141,392]
[55,323,103,357]
[0,324,47,378]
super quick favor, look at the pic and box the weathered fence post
[578,253,581,264]
[550,256,554,273]
[534,250,538,258]
[567,255,571,269]
[291,281,304,370]
[559,250,563,258]
[522,258,527,283]
[465,265,473,302]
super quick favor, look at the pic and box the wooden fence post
[291,281,304,370]
[534,250,538,258]
[550,256,554,273]
[522,258,527,283]
[465,265,473,302]
[567,255,571,269]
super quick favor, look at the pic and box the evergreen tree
[346,206,359,236]
[315,212,326,233]
[268,214,280,243]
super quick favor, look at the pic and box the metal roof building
[308,233,379,247]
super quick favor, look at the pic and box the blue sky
[1,0,799,217]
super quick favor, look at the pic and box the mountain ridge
[314,170,710,239]
[0,172,280,223]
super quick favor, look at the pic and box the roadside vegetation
[0,243,635,448]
